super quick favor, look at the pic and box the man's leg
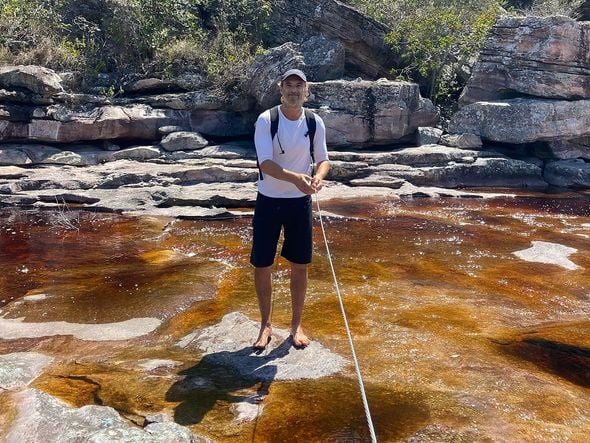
[254,265,273,348]
[290,261,310,348]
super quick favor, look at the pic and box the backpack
[257,105,317,180]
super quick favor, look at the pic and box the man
[250,68,330,350]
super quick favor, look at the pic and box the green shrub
[0,0,270,91]
[345,0,505,120]
[515,0,582,17]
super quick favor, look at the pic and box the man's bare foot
[253,325,272,350]
[290,326,310,349]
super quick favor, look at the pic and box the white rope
[313,191,378,443]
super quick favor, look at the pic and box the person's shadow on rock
[166,338,292,425]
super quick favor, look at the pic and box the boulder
[160,131,209,152]
[267,0,398,78]
[440,133,483,149]
[300,34,346,81]
[158,125,187,136]
[246,42,305,109]
[459,16,590,105]
[546,138,590,160]
[58,71,84,92]
[122,78,174,94]
[170,72,207,91]
[110,146,161,161]
[0,65,64,96]
[449,98,590,144]
[416,127,442,146]
[0,147,30,165]
[308,79,438,146]
[544,159,590,188]
[245,36,345,109]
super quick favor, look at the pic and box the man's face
[280,75,307,107]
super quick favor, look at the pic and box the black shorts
[250,193,313,267]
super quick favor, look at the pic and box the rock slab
[5,389,207,443]
[0,352,54,390]
[178,312,347,381]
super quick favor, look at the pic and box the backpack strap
[270,105,279,141]
[304,108,317,174]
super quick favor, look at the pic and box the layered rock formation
[449,16,590,188]
[457,16,590,105]
[266,0,398,78]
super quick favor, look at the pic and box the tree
[346,0,504,117]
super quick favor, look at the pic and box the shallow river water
[0,192,589,442]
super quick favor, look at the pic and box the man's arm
[311,160,330,192]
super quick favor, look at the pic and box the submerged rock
[177,312,347,381]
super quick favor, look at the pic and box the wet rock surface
[178,312,347,381]
[0,352,53,390]
[6,389,207,443]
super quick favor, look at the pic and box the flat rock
[123,206,237,220]
[6,389,206,443]
[513,241,580,270]
[177,312,347,381]
[0,352,54,390]
[137,359,183,372]
[0,317,162,341]
[367,157,545,189]
[160,131,209,152]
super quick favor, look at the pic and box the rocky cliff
[1,8,589,218]
[449,16,590,189]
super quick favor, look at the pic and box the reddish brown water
[1,194,589,441]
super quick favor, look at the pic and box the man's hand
[293,173,315,195]
[311,176,324,192]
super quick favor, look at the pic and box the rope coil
[314,191,378,443]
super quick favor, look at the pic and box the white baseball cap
[281,69,307,82]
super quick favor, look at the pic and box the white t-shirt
[254,106,329,198]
